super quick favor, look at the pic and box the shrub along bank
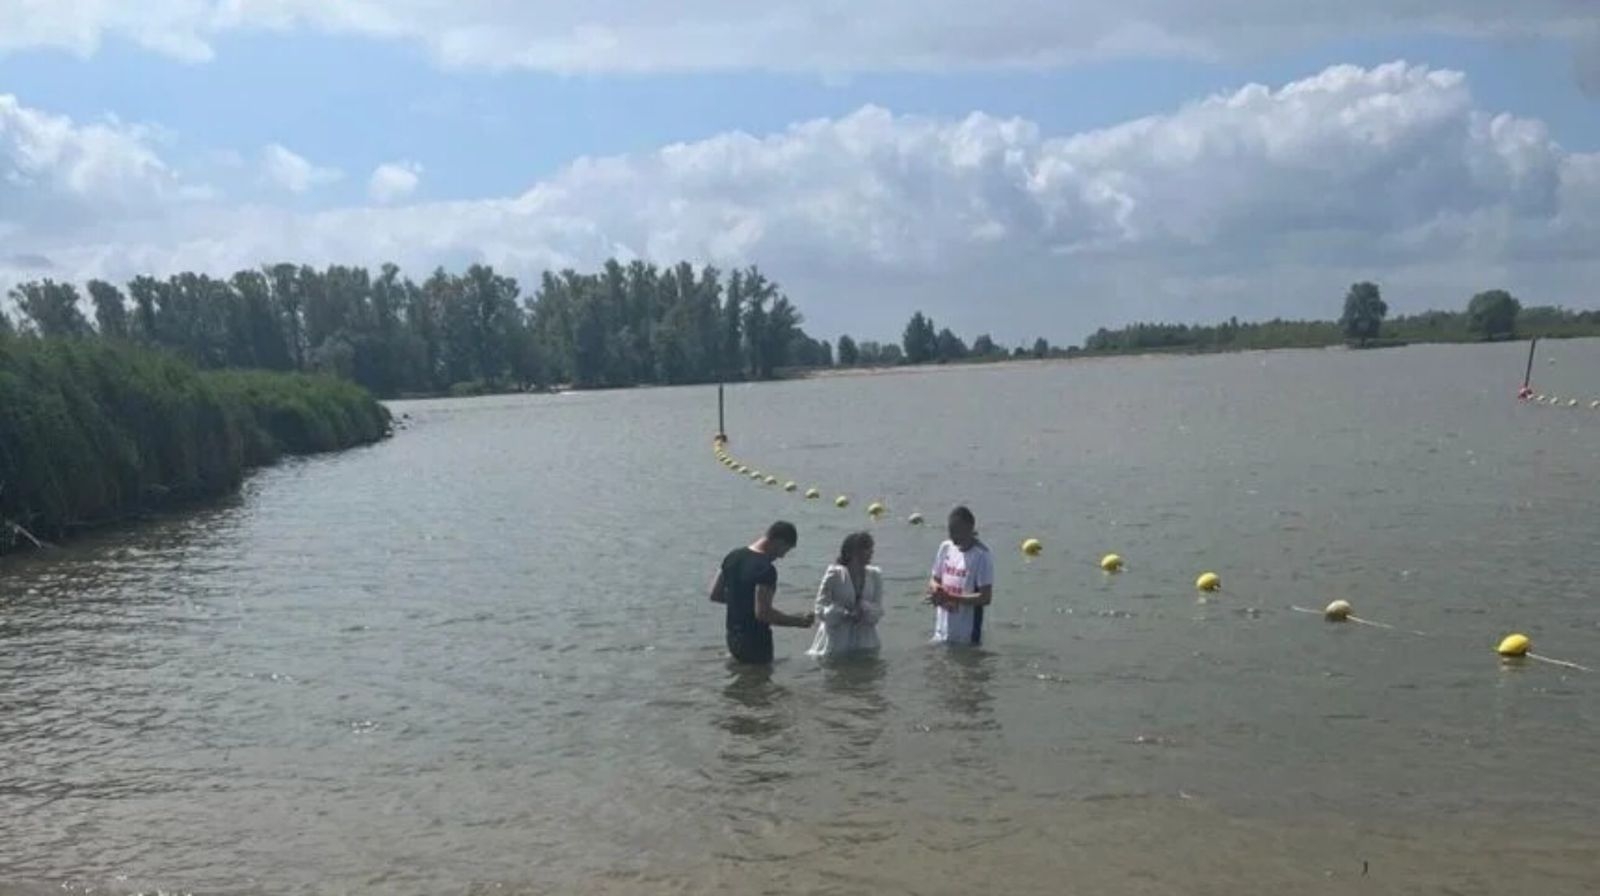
[0,333,391,552]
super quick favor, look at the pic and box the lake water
[2,340,1599,895]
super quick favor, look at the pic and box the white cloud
[2,62,1598,342]
[0,1,1596,75]
[0,92,190,236]
[261,143,341,193]
[368,161,422,202]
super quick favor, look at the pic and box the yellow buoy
[783,481,797,492]
[1100,553,1124,573]
[805,488,821,500]
[1324,599,1352,621]
[908,512,924,525]
[1497,633,1531,658]
[1196,572,1221,592]
[835,495,851,508]
[1021,538,1043,557]
[867,501,887,518]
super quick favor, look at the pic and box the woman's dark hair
[949,505,976,526]
[837,531,874,565]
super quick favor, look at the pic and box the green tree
[836,334,859,366]
[902,311,938,364]
[934,327,967,362]
[1339,281,1387,345]
[87,280,130,340]
[229,271,293,371]
[1032,337,1051,359]
[11,280,92,338]
[972,333,998,356]
[264,263,306,369]
[1467,289,1521,341]
[720,269,744,379]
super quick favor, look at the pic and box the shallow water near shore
[2,339,1598,894]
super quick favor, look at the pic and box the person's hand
[801,611,817,628]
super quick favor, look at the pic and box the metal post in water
[717,382,726,441]
[1523,337,1539,390]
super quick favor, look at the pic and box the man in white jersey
[925,505,994,645]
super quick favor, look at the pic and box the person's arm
[815,568,855,626]
[708,568,726,604]
[942,584,993,608]
[925,544,948,604]
[755,583,815,628]
[859,569,885,625]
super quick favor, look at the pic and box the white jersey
[930,539,994,645]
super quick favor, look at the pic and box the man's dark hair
[949,506,976,526]
[766,520,798,547]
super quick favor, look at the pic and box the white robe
[806,564,883,657]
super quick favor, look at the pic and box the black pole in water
[717,382,726,441]
[1523,337,1539,389]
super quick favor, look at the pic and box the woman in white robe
[807,531,883,657]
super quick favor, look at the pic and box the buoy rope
[1527,654,1593,673]
[1289,606,1427,636]
[1522,393,1600,409]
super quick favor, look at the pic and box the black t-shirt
[721,547,777,633]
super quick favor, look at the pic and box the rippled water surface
[3,340,1599,895]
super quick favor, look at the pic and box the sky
[2,2,1598,346]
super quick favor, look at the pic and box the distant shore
[385,332,1600,400]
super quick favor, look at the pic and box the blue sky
[2,2,1597,343]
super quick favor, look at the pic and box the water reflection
[816,655,891,770]
[715,662,796,783]
[924,647,998,727]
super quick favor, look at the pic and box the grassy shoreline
[1,334,392,555]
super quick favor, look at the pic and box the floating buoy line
[1516,337,1599,411]
[710,382,1593,674]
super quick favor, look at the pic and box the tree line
[0,258,1068,398]
[7,265,1592,398]
[1079,285,1600,355]
[833,312,1054,368]
[0,261,831,398]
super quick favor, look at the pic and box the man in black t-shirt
[708,520,814,664]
